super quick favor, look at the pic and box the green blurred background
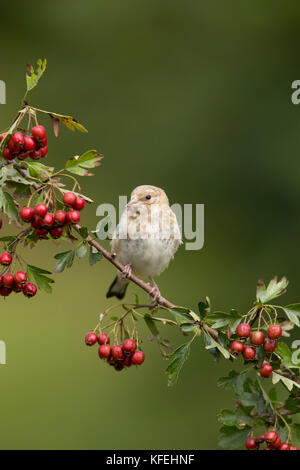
[0,0,300,449]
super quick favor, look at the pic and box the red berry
[2,147,14,160]
[31,125,46,141]
[98,344,111,359]
[12,132,24,148]
[34,203,48,218]
[0,275,3,286]
[40,146,48,158]
[31,215,42,229]
[256,434,265,444]
[7,137,18,153]
[279,442,290,450]
[271,436,282,449]
[122,339,137,355]
[265,431,278,444]
[98,333,110,345]
[54,210,67,225]
[35,228,48,238]
[31,149,42,160]
[231,340,244,354]
[131,350,145,365]
[67,210,80,224]
[267,325,282,340]
[0,252,12,266]
[63,192,77,208]
[12,282,23,293]
[23,282,37,298]
[250,331,265,346]
[17,151,30,160]
[20,207,34,222]
[0,218,2,229]
[122,356,132,367]
[0,286,12,297]
[236,323,251,338]
[74,197,85,211]
[85,332,98,346]
[114,362,124,371]
[23,136,36,151]
[260,362,273,378]
[49,227,63,239]
[245,438,259,450]
[290,446,300,450]
[14,271,27,285]
[0,133,6,142]
[40,213,54,227]
[243,346,256,361]
[263,338,276,353]
[111,345,124,361]
[3,273,14,288]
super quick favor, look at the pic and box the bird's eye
[145,195,151,200]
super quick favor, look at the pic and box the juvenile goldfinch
[106,185,181,301]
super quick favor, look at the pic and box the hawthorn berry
[260,362,273,378]
[85,332,98,346]
[0,133,6,142]
[250,330,265,346]
[3,147,14,160]
[8,137,18,153]
[0,275,3,286]
[265,431,278,445]
[3,273,14,287]
[131,350,145,365]
[231,340,244,354]
[41,213,54,227]
[17,151,30,161]
[0,287,12,297]
[63,192,77,208]
[236,323,251,338]
[98,344,111,359]
[0,252,12,266]
[23,282,37,298]
[272,436,282,449]
[12,283,23,293]
[256,434,265,444]
[23,136,36,151]
[20,207,34,222]
[122,339,137,355]
[67,210,80,224]
[40,146,48,158]
[31,125,46,141]
[122,356,132,367]
[35,228,48,238]
[74,197,85,211]
[14,271,27,285]
[278,442,290,450]
[31,149,42,160]
[12,132,24,148]
[31,215,42,229]
[111,345,124,361]
[114,363,124,372]
[263,338,276,353]
[49,227,63,239]
[98,333,110,345]
[34,203,48,218]
[267,325,282,340]
[243,346,256,361]
[54,210,67,226]
[245,438,259,450]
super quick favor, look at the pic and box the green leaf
[169,308,195,326]
[276,342,300,368]
[203,331,232,359]
[0,189,19,221]
[48,111,88,133]
[24,161,54,180]
[89,246,102,265]
[217,409,253,428]
[166,340,192,387]
[76,244,87,259]
[198,298,210,318]
[144,314,159,337]
[218,370,250,395]
[284,396,300,413]
[79,226,89,238]
[218,425,251,449]
[26,59,47,92]
[65,150,103,176]
[291,423,300,447]
[54,250,75,273]
[26,264,54,293]
[272,372,300,391]
[279,304,300,327]
[256,276,288,303]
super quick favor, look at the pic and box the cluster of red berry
[246,430,299,450]
[1,126,48,161]
[85,332,145,372]
[20,192,85,239]
[0,253,36,298]
[231,323,282,378]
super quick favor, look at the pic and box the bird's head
[127,185,169,208]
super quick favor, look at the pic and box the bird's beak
[127,196,138,207]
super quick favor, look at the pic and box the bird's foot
[148,276,162,304]
[121,264,132,279]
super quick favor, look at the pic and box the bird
[106,185,181,302]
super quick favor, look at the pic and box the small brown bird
[106,185,181,301]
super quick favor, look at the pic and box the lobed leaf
[26,59,47,92]
[54,250,75,273]
[26,264,54,293]
[166,340,192,387]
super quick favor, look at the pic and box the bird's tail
[106,274,130,300]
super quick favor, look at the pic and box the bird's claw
[121,264,132,279]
